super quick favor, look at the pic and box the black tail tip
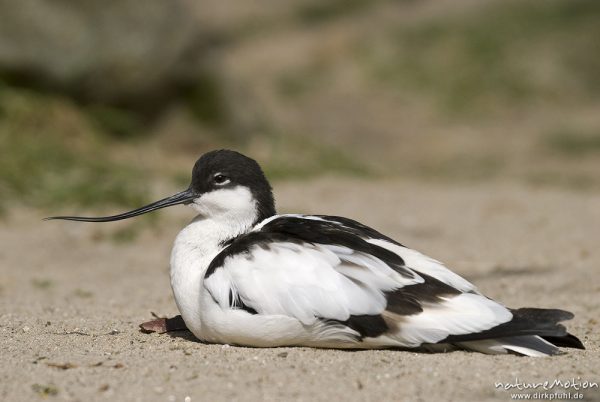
[543,334,585,350]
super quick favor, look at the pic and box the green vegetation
[1,0,599,218]
[255,128,372,180]
[295,0,379,26]
[0,87,149,212]
[546,128,600,157]
[184,73,230,130]
[0,83,370,214]
[360,0,600,115]
[31,384,59,397]
[31,278,53,289]
[73,289,94,298]
[277,66,328,100]
[85,104,145,139]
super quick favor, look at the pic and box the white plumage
[205,240,418,322]
[193,214,501,348]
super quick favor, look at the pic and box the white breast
[169,191,259,338]
[170,219,221,335]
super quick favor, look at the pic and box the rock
[0,0,211,109]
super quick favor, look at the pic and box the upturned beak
[44,189,196,223]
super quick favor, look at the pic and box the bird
[46,149,584,356]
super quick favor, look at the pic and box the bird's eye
[213,174,229,185]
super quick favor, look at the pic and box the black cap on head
[189,150,276,223]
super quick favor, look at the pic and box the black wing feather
[206,216,415,280]
[443,308,584,348]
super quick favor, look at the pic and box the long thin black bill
[44,189,196,223]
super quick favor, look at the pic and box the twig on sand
[139,314,188,334]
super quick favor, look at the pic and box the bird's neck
[169,212,257,331]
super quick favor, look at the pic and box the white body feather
[170,207,556,355]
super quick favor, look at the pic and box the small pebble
[22,326,30,333]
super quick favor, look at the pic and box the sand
[1,178,598,402]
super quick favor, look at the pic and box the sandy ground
[1,178,599,402]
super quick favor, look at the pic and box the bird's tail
[444,308,585,356]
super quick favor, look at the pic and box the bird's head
[46,150,276,225]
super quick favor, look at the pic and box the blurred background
[1,4,599,398]
[1,0,599,218]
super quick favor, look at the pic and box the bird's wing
[203,215,512,347]
[312,215,479,293]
